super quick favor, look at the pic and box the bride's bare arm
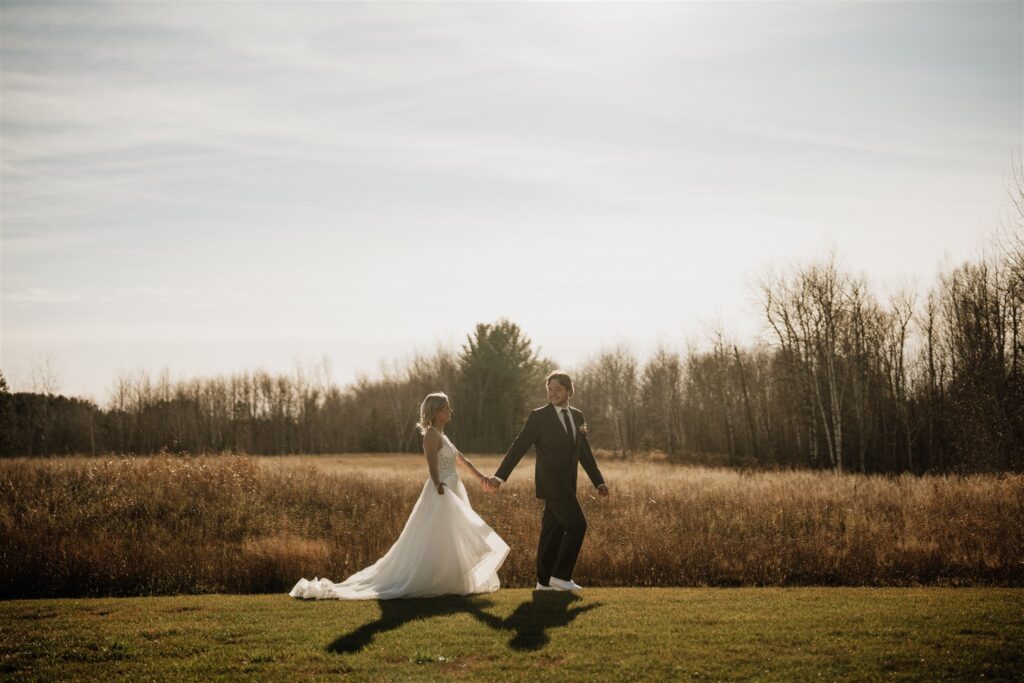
[456,449,488,483]
[422,428,445,494]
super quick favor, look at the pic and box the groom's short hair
[546,371,574,397]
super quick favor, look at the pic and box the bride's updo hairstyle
[418,392,449,435]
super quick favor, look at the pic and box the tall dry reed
[1,454,1021,598]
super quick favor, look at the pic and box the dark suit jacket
[495,403,605,500]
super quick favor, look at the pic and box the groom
[485,371,609,592]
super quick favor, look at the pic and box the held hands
[436,482,445,495]
[480,477,601,495]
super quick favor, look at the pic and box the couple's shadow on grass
[327,590,601,654]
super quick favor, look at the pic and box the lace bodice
[435,431,459,485]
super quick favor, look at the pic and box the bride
[289,392,509,599]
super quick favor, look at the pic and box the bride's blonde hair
[417,392,449,435]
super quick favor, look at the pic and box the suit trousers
[536,496,588,584]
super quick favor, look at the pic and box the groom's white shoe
[548,577,583,592]
[535,582,558,591]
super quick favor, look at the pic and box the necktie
[561,409,574,444]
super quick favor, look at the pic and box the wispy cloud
[2,288,83,304]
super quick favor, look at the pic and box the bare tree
[29,351,61,395]
[576,345,640,457]
[759,256,854,472]
[640,346,685,455]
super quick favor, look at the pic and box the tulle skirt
[289,476,509,600]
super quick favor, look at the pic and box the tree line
[0,321,549,459]
[3,174,1021,473]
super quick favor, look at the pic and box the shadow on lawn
[327,591,601,654]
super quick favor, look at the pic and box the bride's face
[435,402,453,426]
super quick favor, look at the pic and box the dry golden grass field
[2,452,1021,598]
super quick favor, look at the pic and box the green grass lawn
[2,588,1021,681]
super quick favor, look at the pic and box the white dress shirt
[557,405,576,442]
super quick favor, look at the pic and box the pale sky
[2,1,1022,401]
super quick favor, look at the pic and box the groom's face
[547,381,570,407]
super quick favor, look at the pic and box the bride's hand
[436,483,445,495]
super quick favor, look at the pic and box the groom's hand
[484,477,502,493]
[597,483,609,497]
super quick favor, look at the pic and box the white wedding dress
[289,431,509,600]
